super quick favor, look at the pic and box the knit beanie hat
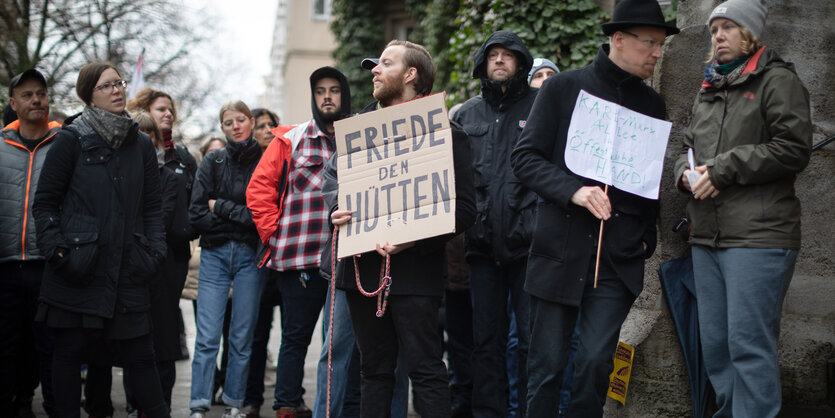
[527,58,560,85]
[708,0,768,38]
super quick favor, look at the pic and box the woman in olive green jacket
[674,1,812,417]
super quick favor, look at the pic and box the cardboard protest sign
[607,341,635,405]
[565,89,672,199]
[333,93,456,259]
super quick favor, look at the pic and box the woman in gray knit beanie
[675,1,813,417]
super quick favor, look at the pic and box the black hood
[310,66,352,135]
[472,31,533,107]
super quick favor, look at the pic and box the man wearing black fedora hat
[510,0,679,416]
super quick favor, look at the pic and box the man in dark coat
[323,40,476,417]
[451,30,538,418]
[510,0,679,416]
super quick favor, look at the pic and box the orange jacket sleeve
[246,126,293,247]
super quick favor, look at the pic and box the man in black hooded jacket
[451,30,537,418]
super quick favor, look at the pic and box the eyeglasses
[93,79,128,92]
[621,30,665,50]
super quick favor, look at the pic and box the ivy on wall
[331,0,609,110]
[330,0,387,113]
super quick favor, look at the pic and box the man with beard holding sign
[322,40,475,417]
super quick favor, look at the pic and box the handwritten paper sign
[334,93,456,259]
[565,90,671,199]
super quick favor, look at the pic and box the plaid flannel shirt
[267,121,334,271]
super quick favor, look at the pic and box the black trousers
[0,261,54,415]
[444,288,473,411]
[52,328,169,418]
[526,261,637,418]
[346,291,451,418]
[468,257,529,418]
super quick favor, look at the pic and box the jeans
[691,246,797,418]
[469,257,529,418]
[313,287,410,418]
[190,241,266,410]
[347,291,450,418]
[244,276,282,408]
[506,298,518,418]
[272,268,328,409]
[526,262,635,418]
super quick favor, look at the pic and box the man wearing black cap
[247,66,352,418]
[0,69,60,416]
[510,0,679,416]
[450,30,538,418]
[324,40,476,417]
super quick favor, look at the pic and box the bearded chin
[320,110,339,123]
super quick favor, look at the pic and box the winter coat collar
[699,46,786,89]
[592,44,649,91]
[224,134,262,163]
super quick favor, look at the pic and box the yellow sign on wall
[607,341,634,405]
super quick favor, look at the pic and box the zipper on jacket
[711,90,728,247]
[5,139,39,261]
[17,131,58,260]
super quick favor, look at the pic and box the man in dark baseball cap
[1,67,59,416]
[8,68,48,97]
[360,57,378,70]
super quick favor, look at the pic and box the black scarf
[80,106,134,149]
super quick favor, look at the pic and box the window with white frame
[312,0,331,21]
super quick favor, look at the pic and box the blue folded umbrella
[659,252,712,418]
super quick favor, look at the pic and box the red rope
[326,226,392,417]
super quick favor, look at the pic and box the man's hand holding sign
[564,89,672,286]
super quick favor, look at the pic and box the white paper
[564,90,672,200]
[686,148,703,193]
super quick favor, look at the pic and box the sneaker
[223,407,247,418]
[295,402,312,418]
[241,405,260,418]
[275,407,297,418]
[189,410,207,418]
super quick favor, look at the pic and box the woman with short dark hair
[33,61,169,417]
[251,108,279,150]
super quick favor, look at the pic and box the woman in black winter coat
[32,62,170,418]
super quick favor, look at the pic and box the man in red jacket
[246,66,352,418]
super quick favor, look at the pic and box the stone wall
[604,1,835,416]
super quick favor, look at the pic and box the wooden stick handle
[593,185,609,288]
